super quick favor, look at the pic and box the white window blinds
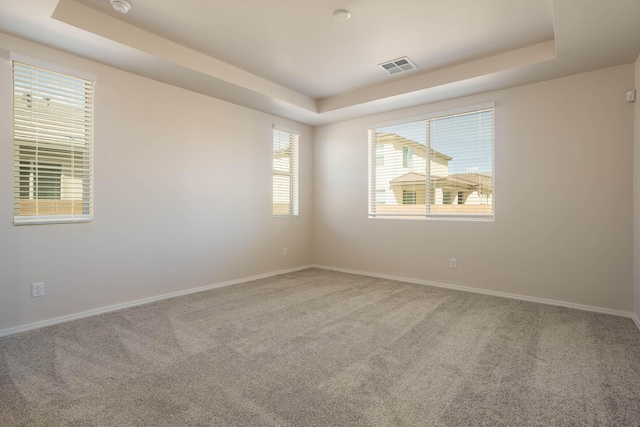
[369,104,494,219]
[13,59,94,225]
[273,127,299,217]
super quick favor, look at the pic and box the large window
[369,103,494,219]
[272,126,299,217]
[12,55,94,225]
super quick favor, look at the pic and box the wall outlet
[32,282,44,298]
[283,248,288,256]
[450,258,457,269]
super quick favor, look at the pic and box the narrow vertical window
[272,126,299,217]
[402,147,414,168]
[13,56,94,225]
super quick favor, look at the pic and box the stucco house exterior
[372,132,492,215]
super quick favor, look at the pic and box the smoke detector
[110,0,131,14]
[379,57,417,75]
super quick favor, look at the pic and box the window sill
[14,215,93,226]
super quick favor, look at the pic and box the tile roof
[391,172,492,191]
[449,173,493,188]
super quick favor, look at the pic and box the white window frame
[272,125,299,217]
[368,102,495,221]
[12,52,95,225]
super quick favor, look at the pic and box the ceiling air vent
[379,57,417,75]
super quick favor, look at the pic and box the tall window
[402,147,414,168]
[272,126,299,217]
[13,56,94,225]
[369,103,494,219]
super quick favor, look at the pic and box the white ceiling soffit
[50,0,554,125]
[0,0,639,125]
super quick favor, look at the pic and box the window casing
[272,126,299,217]
[369,103,494,220]
[12,56,94,225]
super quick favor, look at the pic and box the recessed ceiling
[73,0,554,99]
[0,0,639,126]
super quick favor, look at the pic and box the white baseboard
[0,265,312,338]
[3,265,636,339]
[313,264,635,319]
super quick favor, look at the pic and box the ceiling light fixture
[333,9,351,21]
[110,0,131,14]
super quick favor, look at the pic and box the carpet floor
[1,268,640,426]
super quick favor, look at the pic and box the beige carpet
[1,268,639,426]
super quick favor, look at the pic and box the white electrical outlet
[450,258,457,269]
[283,248,288,256]
[32,282,44,298]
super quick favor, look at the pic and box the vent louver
[379,57,417,75]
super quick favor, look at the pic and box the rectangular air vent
[379,57,417,75]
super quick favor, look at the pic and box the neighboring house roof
[390,171,492,191]
[449,173,492,189]
[374,132,452,161]
[390,172,427,184]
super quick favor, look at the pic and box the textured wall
[313,64,635,312]
[0,34,313,332]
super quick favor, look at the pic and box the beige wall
[0,34,636,333]
[0,34,313,332]
[314,64,634,312]
[634,54,640,321]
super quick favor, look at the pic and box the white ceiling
[0,0,639,126]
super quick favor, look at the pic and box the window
[12,55,94,225]
[402,146,414,168]
[19,162,61,200]
[402,190,417,205]
[369,103,494,219]
[272,126,299,217]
